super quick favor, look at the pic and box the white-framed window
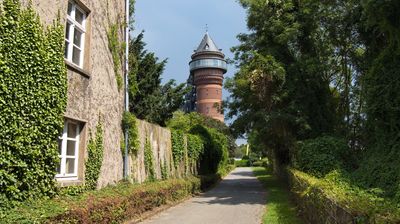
[56,121,80,180]
[64,1,86,67]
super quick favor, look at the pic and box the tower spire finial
[205,24,208,33]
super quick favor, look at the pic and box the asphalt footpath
[139,167,266,224]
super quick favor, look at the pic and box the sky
[132,0,248,144]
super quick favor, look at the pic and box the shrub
[235,159,249,167]
[0,0,67,208]
[289,168,400,223]
[190,125,229,175]
[2,177,201,223]
[252,161,263,167]
[293,136,350,177]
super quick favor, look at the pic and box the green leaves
[122,112,139,154]
[144,138,155,181]
[171,130,185,167]
[128,33,188,126]
[0,0,67,207]
[85,122,104,190]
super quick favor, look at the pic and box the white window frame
[56,121,80,180]
[65,1,86,68]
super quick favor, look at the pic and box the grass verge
[252,167,303,224]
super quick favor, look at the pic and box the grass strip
[252,167,303,224]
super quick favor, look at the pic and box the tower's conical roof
[195,32,220,52]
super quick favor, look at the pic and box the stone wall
[129,119,195,183]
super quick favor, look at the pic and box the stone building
[21,0,126,187]
[186,33,227,122]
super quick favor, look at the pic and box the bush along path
[139,167,266,224]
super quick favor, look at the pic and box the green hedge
[289,168,400,223]
[1,177,201,223]
[235,159,249,167]
[0,0,67,208]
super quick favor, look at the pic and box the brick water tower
[188,32,227,122]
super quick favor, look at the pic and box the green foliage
[85,122,104,190]
[160,160,168,180]
[168,111,237,157]
[187,134,204,163]
[144,138,155,181]
[122,111,139,154]
[107,23,124,90]
[289,169,400,223]
[190,125,229,175]
[235,159,249,167]
[128,33,188,126]
[2,177,201,223]
[171,130,185,167]
[253,167,303,224]
[0,0,67,207]
[293,136,350,177]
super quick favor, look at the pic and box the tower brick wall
[189,33,227,122]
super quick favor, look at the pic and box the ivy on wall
[161,160,168,180]
[144,138,155,181]
[0,0,67,207]
[107,23,125,91]
[171,130,185,168]
[187,134,204,164]
[85,122,104,190]
[122,111,139,154]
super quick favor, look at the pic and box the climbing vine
[171,130,185,167]
[85,122,104,190]
[107,23,125,91]
[187,134,204,163]
[122,111,139,154]
[144,138,155,181]
[161,160,168,180]
[0,0,67,207]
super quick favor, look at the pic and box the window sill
[56,178,83,187]
[65,60,91,78]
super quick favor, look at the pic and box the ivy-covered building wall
[16,0,127,188]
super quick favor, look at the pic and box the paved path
[140,167,266,224]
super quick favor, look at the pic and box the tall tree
[128,32,188,126]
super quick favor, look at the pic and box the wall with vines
[0,0,67,208]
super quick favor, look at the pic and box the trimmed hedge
[289,168,400,223]
[1,177,201,223]
[235,159,250,167]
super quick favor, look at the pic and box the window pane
[56,163,61,174]
[73,28,82,47]
[67,123,77,138]
[67,2,73,16]
[67,140,76,156]
[64,41,69,58]
[75,9,84,25]
[66,158,75,174]
[58,139,62,155]
[72,46,81,65]
[65,23,70,39]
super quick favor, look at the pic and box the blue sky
[132,0,248,144]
